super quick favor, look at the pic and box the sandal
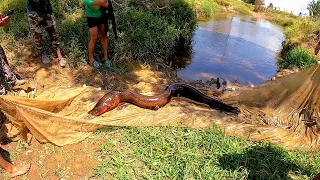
[104,59,112,67]
[41,55,50,64]
[87,60,101,68]
[58,58,67,68]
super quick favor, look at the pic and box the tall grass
[0,0,196,66]
[185,0,253,19]
[278,46,317,69]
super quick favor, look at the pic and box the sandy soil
[0,46,177,180]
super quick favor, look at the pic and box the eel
[88,83,240,116]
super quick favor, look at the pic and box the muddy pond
[172,14,285,85]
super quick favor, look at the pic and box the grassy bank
[94,126,320,179]
[0,0,196,67]
[185,0,253,19]
[186,0,319,70]
[253,7,319,69]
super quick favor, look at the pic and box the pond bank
[170,13,285,86]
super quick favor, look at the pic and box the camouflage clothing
[28,12,60,55]
[27,0,53,14]
[0,46,17,95]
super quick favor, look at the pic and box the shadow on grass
[218,144,314,179]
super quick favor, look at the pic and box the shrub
[199,1,218,17]
[114,10,179,61]
[215,0,232,7]
[278,46,317,69]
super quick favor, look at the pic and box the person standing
[84,0,111,68]
[0,12,31,178]
[0,14,27,94]
[27,0,67,67]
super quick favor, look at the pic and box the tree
[307,0,320,17]
[268,3,274,9]
[242,0,255,4]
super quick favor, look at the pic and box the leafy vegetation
[242,0,255,5]
[185,0,253,18]
[308,0,320,17]
[199,1,219,17]
[278,46,317,69]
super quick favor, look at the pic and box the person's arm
[84,0,109,7]
[0,13,11,27]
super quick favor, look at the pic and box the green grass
[278,46,317,69]
[0,0,196,67]
[94,126,319,179]
[199,1,219,17]
[185,0,253,19]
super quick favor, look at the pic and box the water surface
[174,14,285,85]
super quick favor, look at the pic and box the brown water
[173,14,285,85]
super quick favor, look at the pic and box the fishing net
[0,64,320,151]
[0,85,233,146]
[220,64,320,150]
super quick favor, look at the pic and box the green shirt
[84,0,102,18]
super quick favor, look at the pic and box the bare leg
[56,48,63,59]
[98,24,108,61]
[88,27,99,63]
[0,155,30,178]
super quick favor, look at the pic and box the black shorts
[87,17,104,28]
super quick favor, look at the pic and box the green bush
[215,0,232,7]
[278,46,317,69]
[199,1,218,17]
[284,23,299,39]
[114,10,179,61]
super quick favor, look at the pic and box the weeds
[278,46,317,69]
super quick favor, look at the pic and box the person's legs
[98,24,108,61]
[88,27,99,64]
[0,46,25,89]
[43,14,66,67]
[28,13,49,64]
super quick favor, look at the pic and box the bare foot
[7,164,30,178]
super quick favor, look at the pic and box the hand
[102,0,109,8]
[0,13,12,27]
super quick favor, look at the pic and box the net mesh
[1,65,320,150]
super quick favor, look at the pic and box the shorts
[87,17,104,28]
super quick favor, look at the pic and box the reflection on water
[173,14,285,85]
